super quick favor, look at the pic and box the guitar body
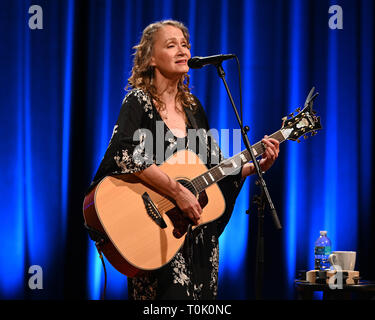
[83,149,226,277]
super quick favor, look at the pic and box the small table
[295,279,375,300]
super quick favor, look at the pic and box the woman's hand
[241,135,280,178]
[258,135,280,172]
[174,183,202,225]
[134,164,201,225]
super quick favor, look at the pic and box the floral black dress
[89,89,244,300]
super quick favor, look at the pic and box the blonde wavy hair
[127,20,196,113]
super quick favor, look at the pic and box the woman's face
[150,25,191,80]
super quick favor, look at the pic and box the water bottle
[314,231,332,270]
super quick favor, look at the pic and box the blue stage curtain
[0,0,373,299]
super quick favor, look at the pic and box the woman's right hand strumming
[174,183,202,225]
[134,164,201,225]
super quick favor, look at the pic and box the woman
[89,20,280,299]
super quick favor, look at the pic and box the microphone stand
[214,62,282,300]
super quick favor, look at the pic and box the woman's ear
[149,56,156,67]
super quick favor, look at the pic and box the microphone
[188,54,236,69]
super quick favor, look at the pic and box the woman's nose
[177,44,188,55]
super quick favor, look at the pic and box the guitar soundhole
[177,179,197,196]
[165,179,208,239]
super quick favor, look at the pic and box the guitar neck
[191,128,290,193]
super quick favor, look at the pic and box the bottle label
[314,246,331,255]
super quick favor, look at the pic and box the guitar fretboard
[191,130,287,193]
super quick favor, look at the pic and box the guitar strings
[155,131,286,214]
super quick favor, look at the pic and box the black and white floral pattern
[129,274,158,300]
[209,236,219,297]
[132,88,154,119]
[114,148,150,174]
[170,252,192,297]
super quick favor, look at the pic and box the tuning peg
[303,135,308,140]
[282,116,287,122]
[289,112,294,118]
[295,108,301,113]
[311,131,317,136]
[297,139,301,143]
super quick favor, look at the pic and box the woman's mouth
[175,59,187,64]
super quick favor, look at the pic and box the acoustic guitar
[83,89,322,277]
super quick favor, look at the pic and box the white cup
[328,251,356,271]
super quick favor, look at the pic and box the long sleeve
[89,89,155,190]
[112,90,154,173]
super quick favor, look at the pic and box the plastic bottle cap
[320,231,327,236]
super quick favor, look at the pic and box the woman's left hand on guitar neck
[242,135,280,178]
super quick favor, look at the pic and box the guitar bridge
[142,192,167,229]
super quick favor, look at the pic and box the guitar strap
[84,222,108,245]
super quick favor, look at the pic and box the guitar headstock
[280,87,322,142]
